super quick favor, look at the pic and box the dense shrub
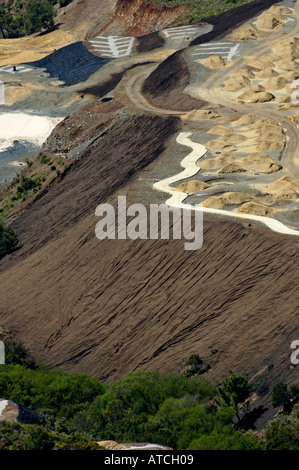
[0,222,18,259]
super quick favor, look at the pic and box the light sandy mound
[282,71,299,81]
[286,114,299,122]
[263,76,288,91]
[246,117,282,130]
[224,75,251,92]
[188,109,219,120]
[241,153,283,173]
[248,54,280,69]
[198,153,236,170]
[253,138,284,151]
[232,113,260,127]
[207,125,233,135]
[200,55,232,69]
[276,96,291,103]
[216,152,283,175]
[279,102,299,110]
[274,45,299,60]
[273,37,299,54]
[236,68,256,79]
[174,180,210,193]
[205,139,237,152]
[276,60,299,72]
[267,175,299,199]
[202,191,253,209]
[269,5,294,16]
[258,124,283,137]
[236,201,278,215]
[218,163,246,173]
[209,133,247,145]
[256,11,287,31]
[236,89,275,103]
[254,68,279,79]
[229,24,258,41]
[0,30,73,65]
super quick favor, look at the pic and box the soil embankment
[142,52,208,111]
[58,0,190,40]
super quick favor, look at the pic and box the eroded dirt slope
[58,0,189,40]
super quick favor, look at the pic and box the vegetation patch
[0,0,74,38]
[147,0,256,24]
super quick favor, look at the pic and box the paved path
[154,132,299,237]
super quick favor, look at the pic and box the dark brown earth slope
[0,0,298,434]
[142,52,208,111]
[0,102,298,430]
[0,112,298,391]
[0,112,181,267]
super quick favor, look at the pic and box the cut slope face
[0,113,181,266]
[142,52,208,111]
[58,0,190,40]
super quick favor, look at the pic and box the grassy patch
[147,0,256,24]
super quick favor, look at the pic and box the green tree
[265,404,299,450]
[23,426,54,450]
[216,372,252,421]
[0,5,13,39]
[272,383,291,409]
[0,221,18,260]
[24,0,56,35]
[188,425,263,450]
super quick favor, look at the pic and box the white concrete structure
[0,65,33,74]
[89,36,135,58]
[163,25,201,39]
[192,42,240,61]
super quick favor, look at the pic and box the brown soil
[0,113,181,265]
[137,32,165,53]
[100,0,189,37]
[1,0,298,435]
[58,0,189,40]
[0,170,298,399]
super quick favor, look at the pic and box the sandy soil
[0,30,74,66]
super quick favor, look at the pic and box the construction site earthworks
[0,0,299,447]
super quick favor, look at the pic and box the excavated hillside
[142,0,282,108]
[58,0,190,40]
[0,0,299,433]
[0,106,298,430]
